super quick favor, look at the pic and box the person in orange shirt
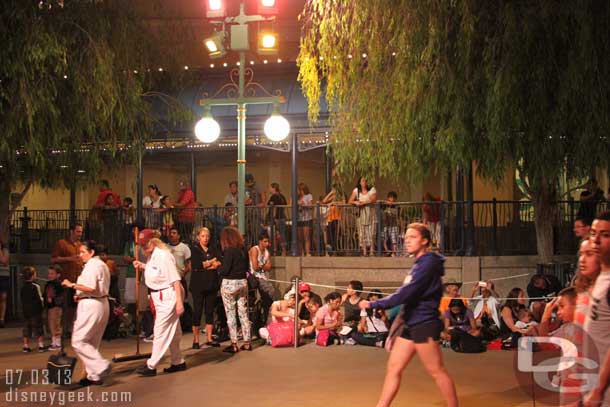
[439,279,468,316]
[51,223,84,335]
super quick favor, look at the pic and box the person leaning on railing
[348,177,377,257]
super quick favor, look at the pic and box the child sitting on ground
[350,290,389,347]
[44,265,64,350]
[514,308,538,331]
[300,293,322,338]
[441,298,484,353]
[21,267,47,353]
[315,292,343,346]
[259,288,297,345]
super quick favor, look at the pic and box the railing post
[491,198,498,256]
[19,207,30,254]
[439,202,445,253]
[212,204,219,243]
[293,276,300,349]
[315,203,321,256]
[270,206,276,256]
[376,202,383,256]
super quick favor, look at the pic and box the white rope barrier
[263,277,557,301]
[267,271,535,291]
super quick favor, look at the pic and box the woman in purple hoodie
[360,223,458,407]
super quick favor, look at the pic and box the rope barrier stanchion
[293,276,300,349]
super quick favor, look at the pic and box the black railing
[8,200,607,256]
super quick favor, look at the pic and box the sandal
[223,343,239,354]
[240,342,252,351]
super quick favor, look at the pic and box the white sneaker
[344,338,357,346]
[143,335,154,343]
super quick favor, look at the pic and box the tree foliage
[0,0,156,187]
[0,0,194,236]
[298,0,610,182]
[298,0,610,259]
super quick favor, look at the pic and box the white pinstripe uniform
[144,247,184,370]
[71,256,111,381]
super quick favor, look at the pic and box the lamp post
[197,1,289,235]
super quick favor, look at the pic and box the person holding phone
[470,280,501,340]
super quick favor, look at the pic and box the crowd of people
[84,175,443,258]
[9,201,610,405]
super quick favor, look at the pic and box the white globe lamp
[194,116,220,143]
[264,111,290,141]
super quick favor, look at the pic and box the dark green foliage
[298,0,610,259]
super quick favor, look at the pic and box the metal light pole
[198,2,286,235]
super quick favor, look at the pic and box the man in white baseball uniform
[133,230,186,376]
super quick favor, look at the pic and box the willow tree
[0,0,190,240]
[298,0,610,260]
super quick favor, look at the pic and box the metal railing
[8,200,607,256]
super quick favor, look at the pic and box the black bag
[47,351,77,385]
[450,329,486,353]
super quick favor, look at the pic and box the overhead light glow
[204,32,226,58]
[205,40,218,53]
[258,32,278,55]
[208,0,222,10]
[262,34,276,49]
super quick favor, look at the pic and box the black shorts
[0,276,9,293]
[400,318,443,344]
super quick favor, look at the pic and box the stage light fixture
[206,0,225,19]
[258,32,278,55]
[257,0,278,15]
[204,32,226,59]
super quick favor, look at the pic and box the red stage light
[257,0,278,16]
[206,0,226,19]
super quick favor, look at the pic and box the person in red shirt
[174,181,196,240]
[94,180,120,209]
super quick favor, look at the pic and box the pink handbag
[267,321,296,347]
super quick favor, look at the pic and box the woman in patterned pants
[217,227,251,353]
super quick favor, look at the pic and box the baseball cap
[138,229,156,246]
[298,282,311,292]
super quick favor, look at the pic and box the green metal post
[237,51,246,235]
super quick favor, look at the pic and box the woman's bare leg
[415,338,458,407]
[376,337,417,407]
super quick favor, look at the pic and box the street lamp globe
[195,117,221,143]
[264,114,290,141]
